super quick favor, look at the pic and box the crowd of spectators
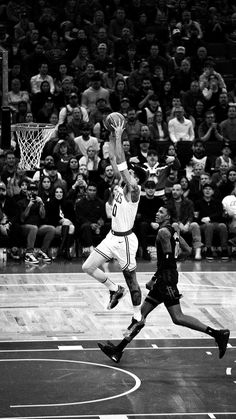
[1,0,236,263]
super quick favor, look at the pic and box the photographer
[17,182,55,264]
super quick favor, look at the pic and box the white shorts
[95,231,138,271]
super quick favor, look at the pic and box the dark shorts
[146,269,182,308]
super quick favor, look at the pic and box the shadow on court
[0,339,235,418]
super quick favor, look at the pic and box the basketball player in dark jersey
[98,205,230,362]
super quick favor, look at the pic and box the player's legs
[122,269,142,320]
[167,303,230,358]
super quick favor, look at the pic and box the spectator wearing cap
[136,179,164,260]
[129,136,151,166]
[108,7,133,42]
[0,180,22,259]
[109,78,130,112]
[168,45,186,75]
[138,94,162,126]
[220,105,236,144]
[195,182,229,261]
[17,181,55,264]
[166,28,182,58]
[168,106,195,144]
[102,61,124,93]
[81,72,110,114]
[58,92,89,125]
[32,155,61,183]
[93,43,110,72]
[74,122,100,157]
[30,62,55,96]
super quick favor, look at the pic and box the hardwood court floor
[0,257,235,418]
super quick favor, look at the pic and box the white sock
[133,305,142,321]
[102,276,118,292]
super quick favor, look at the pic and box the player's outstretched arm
[112,120,139,197]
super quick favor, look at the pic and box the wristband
[117,161,128,172]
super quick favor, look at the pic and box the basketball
[104,112,126,132]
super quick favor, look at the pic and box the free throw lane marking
[3,358,141,408]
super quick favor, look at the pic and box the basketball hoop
[11,123,56,170]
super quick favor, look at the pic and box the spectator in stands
[108,7,133,42]
[81,72,110,114]
[220,104,236,144]
[91,27,113,59]
[53,140,73,176]
[191,46,208,77]
[147,43,168,76]
[45,186,75,260]
[195,183,229,261]
[129,137,151,166]
[179,176,190,198]
[166,183,202,260]
[67,173,87,205]
[18,181,55,264]
[0,180,22,260]
[37,96,58,123]
[199,58,227,95]
[228,81,236,103]
[31,80,51,119]
[198,110,223,143]
[214,92,230,123]
[32,155,57,183]
[214,142,234,170]
[192,99,206,134]
[219,167,236,198]
[75,181,106,257]
[114,27,134,60]
[7,78,30,114]
[149,110,169,145]
[102,61,124,94]
[58,92,89,125]
[168,106,195,144]
[38,175,53,205]
[136,179,164,260]
[79,146,101,173]
[77,62,96,93]
[188,163,204,199]
[30,62,55,95]
[93,43,110,72]
[185,140,212,180]
[182,80,204,116]
[0,150,18,186]
[176,10,203,40]
[222,185,236,247]
[13,100,28,123]
[53,64,72,96]
[109,79,129,112]
[136,27,158,58]
[159,80,175,115]
[47,165,67,192]
[89,98,110,126]
[71,45,90,73]
[225,12,236,44]
[127,60,152,96]
[138,94,161,126]
[173,58,197,96]
[64,156,80,191]
[97,164,118,201]
[117,43,139,76]
[211,162,230,196]
[74,122,100,157]
[67,107,86,140]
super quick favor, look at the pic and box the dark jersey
[156,224,179,271]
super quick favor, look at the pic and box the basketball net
[13,123,55,170]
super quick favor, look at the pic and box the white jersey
[111,186,140,232]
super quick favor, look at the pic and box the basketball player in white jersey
[82,120,148,321]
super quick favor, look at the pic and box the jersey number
[112,203,117,217]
